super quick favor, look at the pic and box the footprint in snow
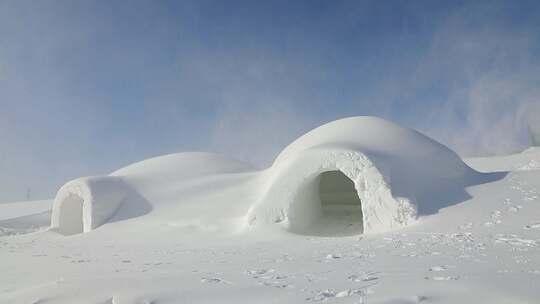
[458,222,473,230]
[508,205,523,212]
[325,253,342,260]
[429,266,448,272]
[258,280,294,289]
[513,256,530,264]
[305,288,373,302]
[489,211,502,224]
[348,272,379,282]
[245,269,275,278]
[200,277,232,284]
[524,222,540,230]
[246,269,292,288]
[71,259,91,263]
[494,234,537,247]
[424,276,459,281]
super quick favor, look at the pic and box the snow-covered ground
[1,142,540,302]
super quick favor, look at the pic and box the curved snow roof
[112,152,255,181]
[275,116,472,178]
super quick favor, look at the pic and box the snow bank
[0,200,52,221]
[466,147,540,172]
[0,199,52,236]
[111,152,255,182]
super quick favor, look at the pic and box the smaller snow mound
[111,152,255,182]
[51,176,128,235]
[51,152,253,235]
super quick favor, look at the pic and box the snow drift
[50,116,482,236]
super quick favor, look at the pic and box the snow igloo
[50,117,478,236]
[246,117,477,235]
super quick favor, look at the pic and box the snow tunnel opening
[57,194,84,235]
[288,170,364,236]
[318,170,363,234]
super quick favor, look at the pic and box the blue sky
[1,0,540,202]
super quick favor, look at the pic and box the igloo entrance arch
[51,176,128,235]
[318,170,363,231]
[287,170,364,236]
[56,194,84,235]
[247,149,418,235]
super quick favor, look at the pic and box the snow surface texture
[3,116,540,303]
[50,117,482,236]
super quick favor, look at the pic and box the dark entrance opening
[316,170,363,235]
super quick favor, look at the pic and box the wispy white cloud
[411,4,540,156]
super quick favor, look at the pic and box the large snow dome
[50,117,480,236]
[247,117,478,235]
